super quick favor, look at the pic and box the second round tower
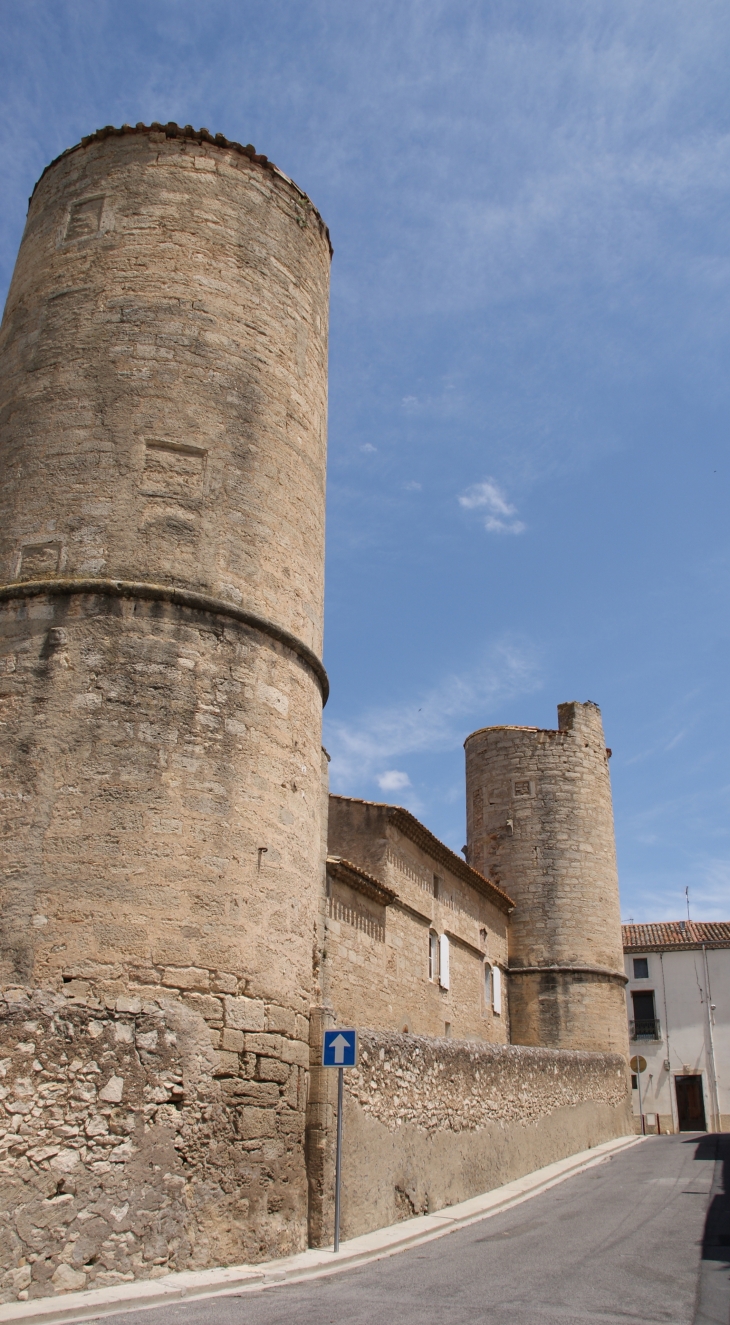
[465,702,628,1055]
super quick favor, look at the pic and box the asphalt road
[119,1134,730,1325]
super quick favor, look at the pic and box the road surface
[119,1133,729,1325]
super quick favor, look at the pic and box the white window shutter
[439,934,450,989]
[492,965,502,1014]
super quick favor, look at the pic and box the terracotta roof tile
[622,920,730,951]
[329,795,514,914]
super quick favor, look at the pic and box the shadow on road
[692,1133,730,1263]
[688,1132,730,1325]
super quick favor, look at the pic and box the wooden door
[675,1075,707,1131]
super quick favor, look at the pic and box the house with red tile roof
[622,921,730,1134]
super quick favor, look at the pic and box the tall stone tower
[0,124,330,1262]
[464,702,628,1054]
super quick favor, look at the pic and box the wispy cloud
[623,858,730,924]
[376,769,411,792]
[459,479,526,534]
[325,637,540,791]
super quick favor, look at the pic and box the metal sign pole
[637,1062,644,1135]
[334,1065,344,1252]
[321,1027,357,1255]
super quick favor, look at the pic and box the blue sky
[2,1,729,922]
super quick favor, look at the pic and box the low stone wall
[331,1031,631,1240]
[0,982,309,1304]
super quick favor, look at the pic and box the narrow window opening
[633,957,649,979]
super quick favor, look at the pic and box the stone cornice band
[508,963,628,985]
[0,578,329,705]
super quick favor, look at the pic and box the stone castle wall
[465,703,629,1054]
[0,124,331,1271]
[324,1029,631,1241]
[0,980,309,1303]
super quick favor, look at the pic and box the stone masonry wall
[0,125,330,1268]
[330,1030,632,1240]
[0,979,309,1305]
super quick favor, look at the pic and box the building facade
[623,921,730,1134]
[325,796,513,1043]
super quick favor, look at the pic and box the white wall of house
[624,946,729,1133]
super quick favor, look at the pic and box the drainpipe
[659,952,678,1134]
[701,944,721,1133]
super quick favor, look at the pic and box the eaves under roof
[326,856,396,907]
[329,795,514,915]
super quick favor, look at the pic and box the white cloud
[360,443,377,453]
[376,769,411,791]
[459,480,526,535]
[404,480,422,491]
[325,636,540,791]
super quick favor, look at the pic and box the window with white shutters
[484,962,492,1008]
[439,933,450,990]
[492,965,502,1015]
[428,931,439,982]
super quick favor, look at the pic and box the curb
[0,1133,643,1325]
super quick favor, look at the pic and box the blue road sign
[322,1028,358,1067]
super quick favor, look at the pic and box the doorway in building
[675,1075,707,1131]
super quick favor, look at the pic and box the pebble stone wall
[0,124,330,1269]
[465,703,629,1053]
[0,979,310,1304]
[333,1029,631,1239]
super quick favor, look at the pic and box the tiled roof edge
[329,795,515,914]
[622,920,730,951]
[326,856,396,907]
[29,122,333,256]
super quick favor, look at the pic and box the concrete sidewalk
[0,1133,641,1325]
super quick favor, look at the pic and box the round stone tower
[0,124,330,1262]
[464,702,628,1054]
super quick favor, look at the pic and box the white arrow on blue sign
[322,1028,358,1067]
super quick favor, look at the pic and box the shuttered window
[439,934,450,990]
[492,965,502,1015]
[428,931,439,981]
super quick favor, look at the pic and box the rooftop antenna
[685,886,691,923]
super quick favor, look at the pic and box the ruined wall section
[0,980,309,1304]
[464,702,628,1054]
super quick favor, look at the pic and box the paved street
[119,1135,729,1325]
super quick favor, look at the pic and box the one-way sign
[322,1028,358,1067]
